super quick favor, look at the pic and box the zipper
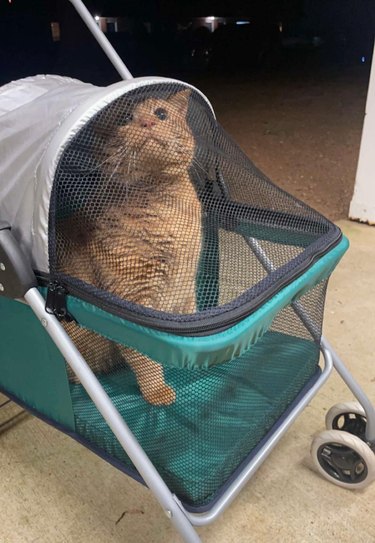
[36,229,342,336]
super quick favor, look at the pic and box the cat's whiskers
[106,143,132,176]
[106,150,127,184]
[132,150,138,177]
[74,144,128,181]
[191,157,210,177]
[127,150,134,174]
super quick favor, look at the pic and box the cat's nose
[138,117,156,129]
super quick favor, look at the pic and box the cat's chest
[97,195,201,254]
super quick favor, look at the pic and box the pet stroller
[1,2,375,541]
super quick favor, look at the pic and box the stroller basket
[65,278,329,509]
[0,74,347,509]
[2,67,366,539]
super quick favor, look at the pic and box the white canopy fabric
[0,75,96,272]
[0,74,212,273]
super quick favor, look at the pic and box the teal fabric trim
[0,297,75,430]
[48,235,348,370]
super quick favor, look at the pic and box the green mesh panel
[69,330,320,507]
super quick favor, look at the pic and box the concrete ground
[197,65,370,222]
[1,219,375,543]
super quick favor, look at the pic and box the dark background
[0,0,374,86]
[0,0,374,220]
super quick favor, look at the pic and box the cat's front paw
[141,383,176,406]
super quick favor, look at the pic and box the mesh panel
[66,280,327,508]
[50,80,334,506]
[270,278,328,341]
[50,81,339,327]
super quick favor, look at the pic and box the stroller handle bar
[68,0,133,81]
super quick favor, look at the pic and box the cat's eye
[120,113,133,125]
[154,108,168,121]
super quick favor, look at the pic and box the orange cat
[62,89,202,405]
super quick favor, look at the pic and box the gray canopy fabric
[0,75,96,272]
[0,74,210,273]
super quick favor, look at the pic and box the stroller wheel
[325,402,367,441]
[311,429,375,489]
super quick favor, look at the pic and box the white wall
[349,43,375,224]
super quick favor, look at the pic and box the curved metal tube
[321,336,375,443]
[24,287,201,543]
[68,0,133,81]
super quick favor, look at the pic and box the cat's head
[106,89,195,181]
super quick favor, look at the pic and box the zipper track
[37,230,342,337]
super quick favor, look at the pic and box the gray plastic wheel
[311,429,375,489]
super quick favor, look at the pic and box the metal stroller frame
[1,1,375,541]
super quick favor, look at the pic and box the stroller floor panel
[70,331,320,507]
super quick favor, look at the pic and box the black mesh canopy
[49,81,341,334]
[45,79,343,508]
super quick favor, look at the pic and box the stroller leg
[243,236,375,443]
[321,336,375,444]
[24,287,201,543]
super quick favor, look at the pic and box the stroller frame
[1,2,374,541]
[1,219,374,543]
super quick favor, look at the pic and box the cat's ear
[168,89,191,116]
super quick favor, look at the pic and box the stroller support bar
[68,0,133,81]
[321,337,375,443]
[24,287,202,543]
[246,235,375,444]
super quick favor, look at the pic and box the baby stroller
[1,2,374,542]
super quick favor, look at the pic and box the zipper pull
[45,281,75,322]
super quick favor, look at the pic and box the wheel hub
[332,413,367,441]
[318,442,368,484]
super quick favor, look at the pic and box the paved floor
[199,65,369,222]
[1,220,375,543]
